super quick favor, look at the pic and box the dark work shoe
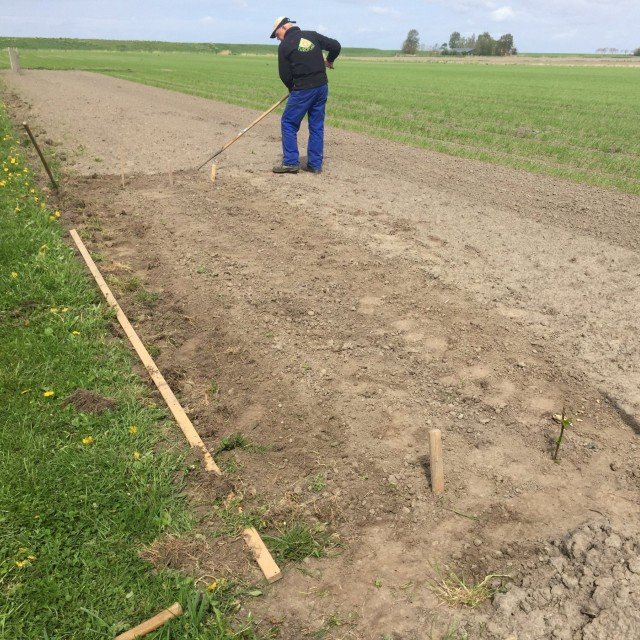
[303,165,322,174]
[272,164,299,174]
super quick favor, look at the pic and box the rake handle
[197,94,288,170]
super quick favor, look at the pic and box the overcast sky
[2,0,638,54]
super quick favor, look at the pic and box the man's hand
[325,59,334,69]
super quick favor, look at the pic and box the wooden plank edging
[70,229,282,582]
[70,228,222,474]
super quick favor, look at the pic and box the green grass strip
[0,96,258,639]
[4,50,639,194]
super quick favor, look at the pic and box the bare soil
[4,70,640,639]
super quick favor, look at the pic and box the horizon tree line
[402,29,516,55]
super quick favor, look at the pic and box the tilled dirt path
[4,70,640,639]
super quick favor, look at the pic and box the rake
[197,94,288,173]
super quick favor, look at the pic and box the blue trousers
[281,84,329,169]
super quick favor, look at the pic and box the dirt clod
[490,522,640,639]
[61,389,118,414]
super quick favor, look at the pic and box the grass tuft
[428,566,509,608]
[262,523,336,563]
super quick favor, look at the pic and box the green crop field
[3,45,639,193]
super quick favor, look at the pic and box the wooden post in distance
[429,429,444,495]
[8,48,21,73]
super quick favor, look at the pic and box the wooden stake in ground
[119,148,125,189]
[69,229,222,475]
[115,602,183,640]
[8,48,21,73]
[429,429,444,495]
[243,527,282,583]
[22,122,59,191]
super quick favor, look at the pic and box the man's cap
[270,16,296,39]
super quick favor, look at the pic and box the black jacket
[278,27,341,91]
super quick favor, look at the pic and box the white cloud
[491,6,514,21]
[368,5,401,16]
[357,25,389,33]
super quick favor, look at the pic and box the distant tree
[475,32,494,55]
[496,33,514,55]
[463,34,477,48]
[401,29,420,54]
[449,31,462,49]
[634,47,640,56]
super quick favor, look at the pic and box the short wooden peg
[429,429,444,495]
[115,602,183,640]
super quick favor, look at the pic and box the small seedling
[135,288,160,305]
[215,432,249,455]
[552,408,572,462]
[308,473,327,493]
[374,578,383,588]
[440,621,469,640]
[212,494,264,537]
[262,523,334,563]
[122,275,141,292]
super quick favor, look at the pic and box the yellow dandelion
[50,307,58,313]
[11,272,18,278]
[72,330,80,336]
[40,202,46,209]
[9,157,16,164]
[18,547,27,553]
[82,436,94,445]
[15,560,29,568]
[29,188,35,193]
[133,451,141,460]
[14,207,20,212]
[28,555,37,561]
[38,244,48,254]
[61,307,68,312]
[207,581,218,592]
[43,390,55,398]
[54,210,61,219]
[129,425,138,434]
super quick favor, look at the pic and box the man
[270,16,341,174]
